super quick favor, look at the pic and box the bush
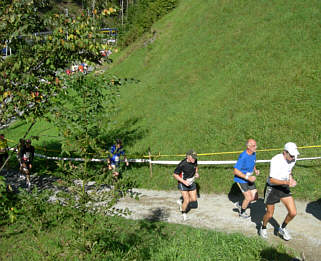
[120,0,177,46]
[0,176,19,224]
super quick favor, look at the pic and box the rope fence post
[148,146,153,177]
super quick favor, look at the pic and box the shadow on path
[144,207,169,222]
[306,198,321,221]
[228,183,280,234]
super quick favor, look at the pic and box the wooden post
[148,146,152,177]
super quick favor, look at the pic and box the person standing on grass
[19,139,35,189]
[260,142,299,241]
[0,133,9,169]
[233,139,260,218]
[173,150,199,221]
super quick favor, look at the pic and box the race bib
[186,177,195,186]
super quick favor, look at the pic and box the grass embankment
[0,209,296,260]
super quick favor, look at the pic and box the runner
[260,142,299,241]
[0,133,9,169]
[19,139,35,189]
[233,139,260,218]
[107,139,128,179]
[173,150,199,221]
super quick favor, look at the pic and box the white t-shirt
[268,153,296,186]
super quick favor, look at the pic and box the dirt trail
[115,189,321,261]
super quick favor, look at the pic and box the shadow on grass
[95,214,167,259]
[98,117,148,149]
[306,198,321,221]
[260,247,298,261]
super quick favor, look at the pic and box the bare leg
[181,191,190,212]
[250,189,258,201]
[281,196,297,226]
[242,189,256,209]
[262,204,275,227]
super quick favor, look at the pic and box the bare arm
[173,173,189,186]
[195,167,199,178]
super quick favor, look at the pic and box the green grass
[0,210,297,260]
[4,0,321,201]
[105,0,321,200]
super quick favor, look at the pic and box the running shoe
[278,227,292,241]
[182,213,188,221]
[239,212,250,219]
[235,201,242,213]
[259,227,268,239]
[176,199,183,212]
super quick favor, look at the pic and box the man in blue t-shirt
[233,139,260,218]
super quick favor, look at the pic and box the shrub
[120,0,177,46]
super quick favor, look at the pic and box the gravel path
[115,188,321,261]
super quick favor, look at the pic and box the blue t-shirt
[109,145,125,166]
[233,150,256,183]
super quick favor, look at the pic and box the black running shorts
[264,183,292,205]
[236,182,256,193]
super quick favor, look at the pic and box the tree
[0,0,111,126]
[0,1,138,244]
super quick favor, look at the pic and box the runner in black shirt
[173,150,199,221]
[19,139,35,189]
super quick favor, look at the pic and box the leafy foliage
[0,0,112,124]
[0,176,19,225]
[50,72,120,157]
[120,0,177,46]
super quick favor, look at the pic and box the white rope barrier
[33,153,321,165]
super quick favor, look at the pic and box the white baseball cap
[284,142,300,157]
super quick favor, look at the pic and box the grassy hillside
[100,0,321,198]
[109,0,321,153]
[4,0,321,199]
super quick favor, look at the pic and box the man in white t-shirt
[260,142,299,241]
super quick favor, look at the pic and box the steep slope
[109,0,321,156]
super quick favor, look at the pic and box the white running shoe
[278,227,292,241]
[260,227,268,239]
[182,213,188,221]
[176,199,183,211]
[235,202,242,213]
